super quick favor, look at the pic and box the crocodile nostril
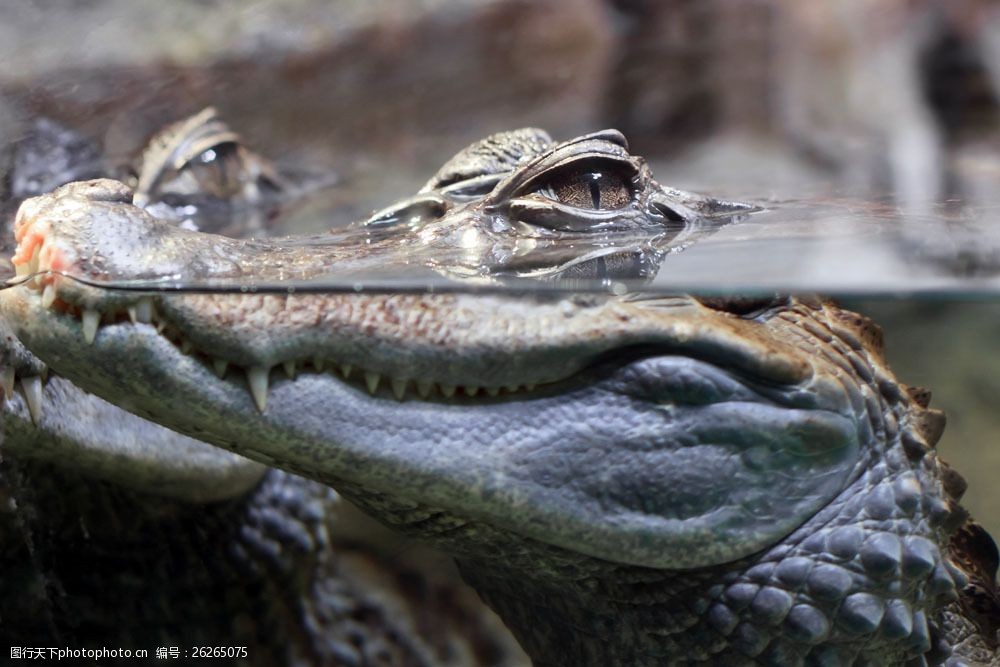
[365,194,449,227]
[650,199,685,223]
[56,179,134,205]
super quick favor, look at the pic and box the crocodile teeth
[28,245,42,289]
[440,384,456,398]
[341,364,353,379]
[1,367,14,397]
[486,387,500,397]
[416,380,433,399]
[81,309,101,344]
[283,360,296,379]
[525,383,536,392]
[15,261,29,277]
[133,298,154,324]
[21,376,42,424]
[464,386,480,397]
[505,384,519,393]
[41,284,57,309]
[180,339,193,355]
[27,243,42,289]
[365,372,380,395]
[391,378,408,401]
[212,358,229,378]
[313,356,325,371]
[247,366,270,412]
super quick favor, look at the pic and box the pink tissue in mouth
[11,223,70,285]
[11,230,44,267]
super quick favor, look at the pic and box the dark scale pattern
[340,302,985,666]
[0,459,520,667]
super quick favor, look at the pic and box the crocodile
[3,126,999,666]
[0,113,527,666]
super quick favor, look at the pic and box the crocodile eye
[179,143,244,199]
[544,168,632,210]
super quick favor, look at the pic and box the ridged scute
[828,307,886,362]
[424,128,554,190]
[913,408,948,449]
[905,385,933,409]
[948,522,1000,652]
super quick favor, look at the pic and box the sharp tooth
[391,378,408,401]
[365,372,380,395]
[213,358,229,378]
[29,245,43,289]
[1,367,14,397]
[525,383,537,392]
[15,262,29,277]
[21,376,42,424]
[283,360,296,378]
[247,366,270,412]
[156,320,167,334]
[313,356,325,371]
[39,364,48,381]
[81,309,100,344]
[440,384,456,398]
[127,306,138,323]
[134,298,153,324]
[416,380,433,398]
[486,387,500,397]
[464,386,479,397]
[41,284,57,308]
[341,364,353,379]
[181,339,195,354]
[505,384,519,393]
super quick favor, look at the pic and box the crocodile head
[2,129,991,664]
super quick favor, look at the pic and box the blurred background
[0,0,996,533]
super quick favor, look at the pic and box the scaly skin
[2,129,997,665]
[0,458,527,667]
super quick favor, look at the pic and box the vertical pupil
[548,168,630,210]
[587,173,602,210]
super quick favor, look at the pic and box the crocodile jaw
[3,277,866,570]
[0,308,266,502]
[1,372,267,502]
